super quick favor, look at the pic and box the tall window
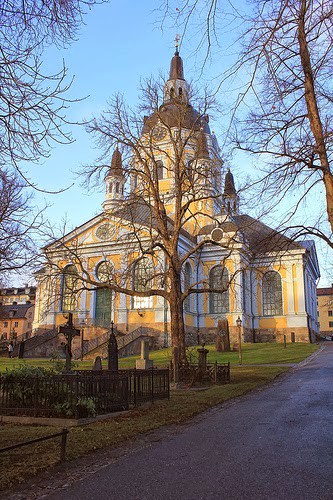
[262,271,283,316]
[61,264,78,312]
[133,258,154,309]
[156,160,164,180]
[95,288,112,327]
[209,266,229,314]
[184,262,192,312]
[242,270,247,313]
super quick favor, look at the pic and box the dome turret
[103,148,125,212]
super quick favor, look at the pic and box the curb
[295,344,325,369]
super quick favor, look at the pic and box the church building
[33,47,320,351]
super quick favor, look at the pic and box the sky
[19,0,332,287]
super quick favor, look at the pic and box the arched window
[108,182,113,194]
[187,159,194,182]
[156,160,164,181]
[184,262,192,312]
[179,87,183,97]
[262,271,283,316]
[170,87,175,99]
[96,260,114,283]
[133,258,154,309]
[116,182,119,194]
[209,265,229,314]
[61,264,78,312]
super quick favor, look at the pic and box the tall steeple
[163,37,189,103]
[222,169,239,215]
[103,147,125,212]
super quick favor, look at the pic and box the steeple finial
[175,34,180,54]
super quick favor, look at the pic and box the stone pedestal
[197,344,209,372]
[216,318,231,352]
[136,338,153,369]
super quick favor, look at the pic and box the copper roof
[198,214,304,254]
[142,103,210,135]
[317,287,333,296]
[169,50,185,80]
[224,170,236,196]
[109,148,124,177]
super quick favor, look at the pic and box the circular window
[211,228,224,242]
[96,223,112,241]
[96,261,114,283]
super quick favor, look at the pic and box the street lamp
[236,316,242,365]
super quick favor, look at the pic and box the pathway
[10,344,333,499]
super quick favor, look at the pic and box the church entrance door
[95,288,113,327]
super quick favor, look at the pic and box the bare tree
[0,170,43,282]
[161,0,333,247]
[41,75,243,369]
[0,0,104,173]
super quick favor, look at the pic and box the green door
[95,288,112,327]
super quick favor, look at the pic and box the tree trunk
[298,0,333,233]
[169,267,187,377]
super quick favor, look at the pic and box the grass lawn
[0,342,319,491]
[0,342,318,372]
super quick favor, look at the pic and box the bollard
[284,335,287,348]
[60,429,68,462]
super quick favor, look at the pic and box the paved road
[22,345,333,499]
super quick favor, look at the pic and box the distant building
[0,286,36,341]
[317,285,333,336]
[0,303,34,341]
[0,286,36,306]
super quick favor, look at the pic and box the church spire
[103,147,125,212]
[224,169,236,196]
[110,147,124,177]
[163,41,188,103]
[169,36,185,80]
[222,169,239,215]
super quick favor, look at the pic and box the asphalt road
[20,344,333,499]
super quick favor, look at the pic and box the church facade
[33,49,320,348]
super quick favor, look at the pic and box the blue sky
[23,0,331,286]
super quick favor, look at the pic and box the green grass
[0,365,288,491]
[0,342,318,372]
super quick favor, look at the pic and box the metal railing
[0,429,69,462]
[0,368,169,418]
[0,372,129,418]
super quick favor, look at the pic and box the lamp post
[236,316,242,365]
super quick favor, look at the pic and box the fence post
[214,361,217,383]
[167,369,170,400]
[60,429,68,462]
[133,368,137,406]
[74,374,79,419]
[151,366,154,403]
